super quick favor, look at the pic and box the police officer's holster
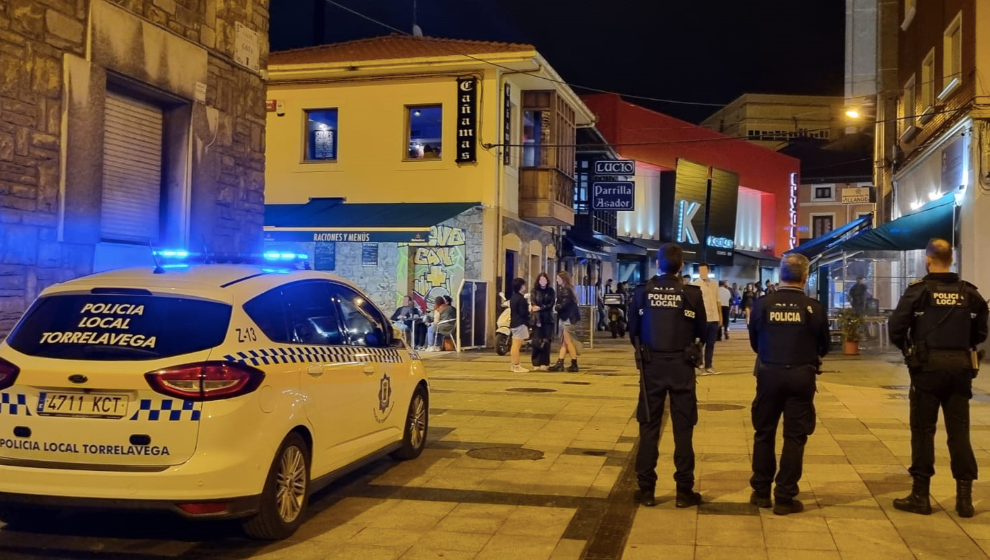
[907,350,978,482]
[750,361,817,500]
[635,347,698,494]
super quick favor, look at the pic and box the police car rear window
[6,294,232,361]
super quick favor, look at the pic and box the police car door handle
[306,364,324,377]
[362,365,376,375]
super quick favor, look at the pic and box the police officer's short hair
[780,254,810,283]
[657,243,683,274]
[926,238,952,266]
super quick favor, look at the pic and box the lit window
[305,109,338,161]
[523,110,547,167]
[920,49,935,118]
[406,105,442,160]
[940,13,963,100]
[902,75,917,132]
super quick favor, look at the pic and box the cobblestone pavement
[3,325,990,559]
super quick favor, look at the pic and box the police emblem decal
[374,373,395,423]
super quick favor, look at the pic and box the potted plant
[839,308,864,355]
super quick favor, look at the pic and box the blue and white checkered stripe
[0,393,31,416]
[129,399,201,422]
[223,346,404,367]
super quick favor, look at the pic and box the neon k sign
[678,200,701,244]
[788,173,798,249]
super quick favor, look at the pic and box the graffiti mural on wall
[397,225,466,312]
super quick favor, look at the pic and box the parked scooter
[495,292,531,356]
[603,292,627,338]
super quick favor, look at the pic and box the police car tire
[495,333,510,356]
[0,506,58,528]
[393,385,429,461]
[242,432,310,540]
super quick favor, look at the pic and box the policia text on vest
[748,282,831,515]
[888,252,989,518]
[628,243,707,509]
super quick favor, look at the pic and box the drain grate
[562,381,591,385]
[698,403,746,412]
[506,387,557,393]
[467,447,545,461]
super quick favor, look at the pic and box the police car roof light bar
[150,250,311,268]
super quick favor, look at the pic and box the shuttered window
[101,92,164,243]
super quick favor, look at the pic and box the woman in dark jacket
[549,271,581,372]
[530,272,556,371]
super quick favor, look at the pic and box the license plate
[37,392,129,419]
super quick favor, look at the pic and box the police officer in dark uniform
[629,243,707,508]
[749,253,830,515]
[890,238,988,517]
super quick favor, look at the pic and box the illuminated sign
[594,160,636,175]
[678,200,701,244]
[456,78,478,163]
[592,182,635,211]
[707,236,734,249]
[789,173,798,249]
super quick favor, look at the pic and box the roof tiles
[269,34,535,66]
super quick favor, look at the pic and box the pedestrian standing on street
[730,282,741,323]
[764,279,776,295]
[549,271,581,372]
[889,239,988,517]
[530,272,556,371]
[749,253,830,515]
[718,280,732,340]
[629,243,706,508]
[693,263,723,375]
[508,278,532,373]
[742,283,756,324]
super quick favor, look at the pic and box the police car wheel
[393,386,429,461]
[0,506,59,529]
[242,433,310,540]
[495,333,510,356]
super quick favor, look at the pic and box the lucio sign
[594,160,636,175]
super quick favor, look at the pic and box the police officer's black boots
[956,480,975,518]
[634,488,656,507]
[567,359,579,372]
[772,498,804,516]
[548,359,565,372]
[893,476,932,515]
[750,491,772,509]
[675,489,702,508]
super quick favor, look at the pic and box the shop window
[940,13,963,100]
[814,186,833,200]
[406,105,443,160]
[304,108,338,161]
[523,110,547,167]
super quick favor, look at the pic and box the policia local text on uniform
[889,238,988,518]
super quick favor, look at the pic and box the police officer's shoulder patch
[909,278,924,286]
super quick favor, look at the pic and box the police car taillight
[0,357,19,391]
[144,362,265,401]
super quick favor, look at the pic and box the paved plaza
[4,326,990,559]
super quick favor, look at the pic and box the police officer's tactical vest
[914,281,971,350]
[640,277,696,353]
[759,294,817,365]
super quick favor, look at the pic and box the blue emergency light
[151,250,311,270]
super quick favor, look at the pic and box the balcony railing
[519,168,575,227]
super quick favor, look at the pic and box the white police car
[0,253,429,539]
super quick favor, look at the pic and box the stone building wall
[0,0,269,336]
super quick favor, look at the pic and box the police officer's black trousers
[636,359,698,493]
[908,367,978,482]
[751,364,817,500]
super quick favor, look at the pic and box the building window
[901,0,916,30]
[304,108,338,161]
[101,91,164,244]
[901,75,917,134]
[814,186,833,200]
[406,105,442,160]
[940,12,963,100]
[920,49,936,120]
[811,215,834,238]
[523,110,547,167]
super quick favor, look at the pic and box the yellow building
[263,35,594,343]
[700,94,846,151]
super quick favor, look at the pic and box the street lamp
[845,109,861,119]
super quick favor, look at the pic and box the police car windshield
[6,294,232,361]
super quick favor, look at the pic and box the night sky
[270,0,845,123]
